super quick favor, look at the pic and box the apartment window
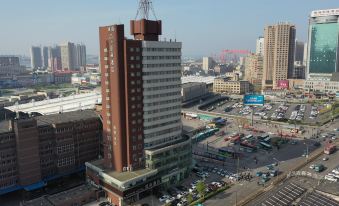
[130,48,134,52]
[130,56,135,60]
[138,135,143,140]
[136,48,140,52]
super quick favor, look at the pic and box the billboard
[277,80,289,89]
[243,95,264,106]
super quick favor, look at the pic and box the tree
[187,193,193,204]
[196,181,206,199]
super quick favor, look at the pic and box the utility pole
[251,106,254,126]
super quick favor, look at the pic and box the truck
[324,144,336,155]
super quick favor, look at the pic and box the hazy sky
[0,0,338,57]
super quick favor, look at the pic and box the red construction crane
[218,49,251,64]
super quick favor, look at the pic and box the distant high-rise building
[262,23,296,89]
[303,43,308,66]
[48,46,62,72]
[59,42,86,71]
[42,46,49,69]
[85,1,191,205]
[256,37,265,56]
[76,44,87,68]
[244,53,263,89]
[306,9,339,80]
[291,63,306,79]
[202,57,215,74]
[30,46,42,69]
[60,42,76,71]
[295,41,305,63]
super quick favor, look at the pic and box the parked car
[159,195,170,202]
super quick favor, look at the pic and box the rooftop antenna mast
[135,0,157,20]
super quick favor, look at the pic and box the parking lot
[200,98,327,125]
[182,95,339,129]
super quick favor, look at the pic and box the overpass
[5,92,102,115]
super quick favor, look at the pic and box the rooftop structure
[182,75,215,84]
[5,92,101,115]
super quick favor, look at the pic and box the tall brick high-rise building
[86,1,192,205]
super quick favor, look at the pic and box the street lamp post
[303,142,309,161]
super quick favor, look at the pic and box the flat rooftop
[24,197,54,206]
[88,159,156,183]
[182,76,215,84]
[48,184,95,205]
[35,110,99,126]
[182,82,206,88]
[24,185,95,206]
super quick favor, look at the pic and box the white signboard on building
[311,9,339,17]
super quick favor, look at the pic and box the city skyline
[0,0,338,57]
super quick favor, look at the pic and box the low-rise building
[213,77,249,94]
[304,79,339,94]
[0,110,102,196]
[181,82,208,102]
[0,56,28,77]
